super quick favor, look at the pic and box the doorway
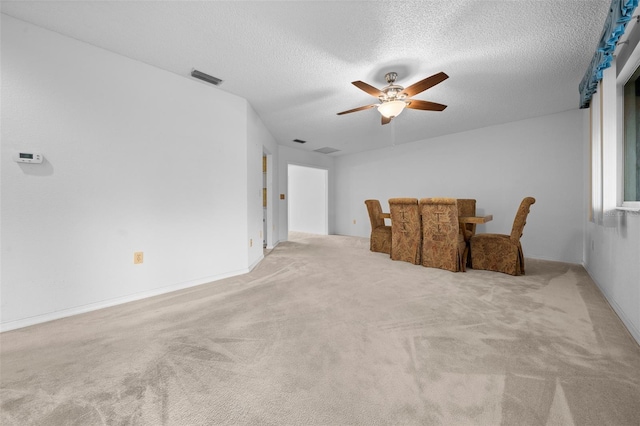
[287,164,328,235]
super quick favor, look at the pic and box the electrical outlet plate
[134,252,144,264]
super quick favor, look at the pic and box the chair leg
[460,246,468,272]
[517,246,525,275]
[465,243,472,268]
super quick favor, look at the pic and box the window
[623,66,640,204]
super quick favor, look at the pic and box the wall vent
[292,139,307,144]
[191,69,223,86]
[314,147,340,154]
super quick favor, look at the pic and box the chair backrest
[389,198,420,233]
[389,198,421,264]
[419,198,463,270]
[364,199,386,229]
[510,197,536,242]
[456,199,476,235]
[456,198,476,218]
[420,198,461,238]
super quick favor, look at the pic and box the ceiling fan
[337,71,448,125]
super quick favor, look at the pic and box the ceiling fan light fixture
[378,100,406,118]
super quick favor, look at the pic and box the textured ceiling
[1,1,611,156]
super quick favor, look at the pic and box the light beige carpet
[1,233,639,425]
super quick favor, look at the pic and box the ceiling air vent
[292,139,307,144]
[314,147,340,154]
[191,69,223,86]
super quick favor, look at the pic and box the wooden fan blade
[352,81,384,97]
[406,99,447,111]
[381,115,392,125]
[337,104,378,115]
[401,72,449,97]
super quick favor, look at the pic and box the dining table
[379,202,492,269]
[458,215,493,225]
[458,215,493,242]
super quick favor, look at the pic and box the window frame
[616,17,640,211]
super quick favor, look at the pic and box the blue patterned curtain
[579,0,639,108]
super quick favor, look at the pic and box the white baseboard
[0,268,251,333]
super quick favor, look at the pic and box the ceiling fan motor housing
[380,72,406,102]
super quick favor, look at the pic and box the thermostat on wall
[13,152,43,164]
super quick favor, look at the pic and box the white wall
[583,62,640,344]
[288,165,328,234]
[585,214,640,344]
[277,146,335,241]
[334,110,585,264]
[1,15,252,330]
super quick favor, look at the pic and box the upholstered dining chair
[470,197,536,276]
[364,199,392,254]
[419,198,468,272]
[389,198,421,264]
